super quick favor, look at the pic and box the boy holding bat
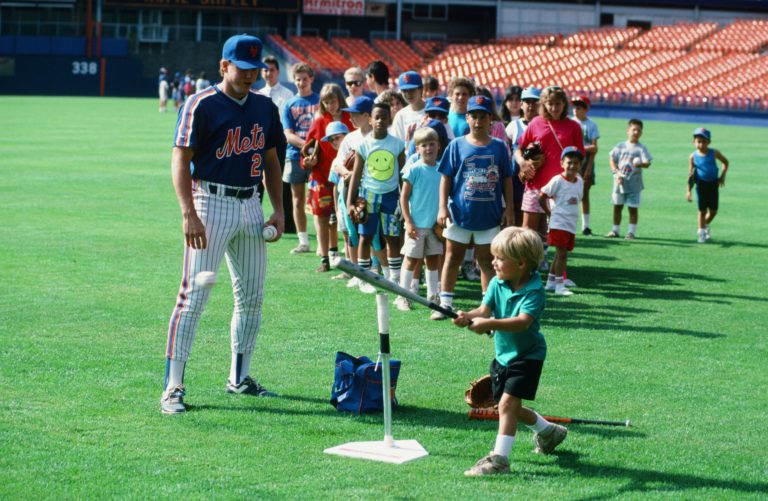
[453,226,567,476]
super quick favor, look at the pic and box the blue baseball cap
[693,127,711,141]
[424,96,449,114]
[342,96,374,115]
[321,121,350,142]
[425,119,449,147]
[467,95,493,114]
[521,86,541,101]
[222,34,268,70]
[398,71,423,90]
[561,146,584,160]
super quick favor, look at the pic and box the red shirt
[303,111,354,184]
[518,116,584,190]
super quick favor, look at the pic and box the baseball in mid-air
[262,225,278,242]
[195,271,217,288]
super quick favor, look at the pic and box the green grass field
[1,96,766,499]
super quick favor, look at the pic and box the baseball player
[161,33,286,414]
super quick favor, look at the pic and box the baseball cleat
[160,384,187,414]
[226,376,277,397]
[394,296,412,311]
[533,424,567,454]
[464,453,510,477]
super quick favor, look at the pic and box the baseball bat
[337,259,458,319]
[468,408,631,427]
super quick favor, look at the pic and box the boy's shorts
[491,358,544,402]
[307,180,335,217]
[358,188,400,237]
[547,228,575,251]
[611,190,641,208]
[521,186,545,214]
[401,228,443,258]
[443,221,499,245]
[696,180,719,212]
[282,158,310,184]
[580,162,595,184]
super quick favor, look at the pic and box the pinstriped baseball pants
[166,185,267,362]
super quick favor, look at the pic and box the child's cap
[561,146,584,160]
[693,127,711,141]
[423,119,449,147]
[321,121,350,142]
[467,95,493,114]
[398,71,423,90]
[342,95,374,114]
[570,95,591,109]
[521,86,541,101]
[424,96,450,113]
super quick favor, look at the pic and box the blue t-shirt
[483,273,547,365]
[280,93,319,160]
[402,161,441,228]
[437,136,514,231]
[693,149,719,182]
[573,117,600,169]
[174,86,284,188]
[448,110,469,138]
[358,134,405,195]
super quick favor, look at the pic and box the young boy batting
[686,127,729,243]
[453,226,567,476]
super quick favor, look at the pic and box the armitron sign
[303,0,365,16]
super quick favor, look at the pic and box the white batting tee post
[376,292,394,448]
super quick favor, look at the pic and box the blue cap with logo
[222,34,268,70]
[521,86,541,101]
[561,145,584,160]
[322,121,350,142]
[693,127,711,141]
[398,71,423,90]
[467,95,493,114]
[342,95,374,115]
[424,96,449,114]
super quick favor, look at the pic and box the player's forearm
[284,130,304,149]
[485,314,534,333]
[171,147,196,216]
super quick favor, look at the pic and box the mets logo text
[216,124,265,159]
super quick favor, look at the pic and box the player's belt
[208,184,255,199]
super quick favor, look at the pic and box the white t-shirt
[391,105,426,144]
[258,83,295,111]
[332,129,369,195]
[541,174,584,234]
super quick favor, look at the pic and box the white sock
[555,276,565,291]
[439,292,454,308]
[582,213,590,229]
[426,269,439,297]
[493,434,516,458]
[613,224,621,234]
[165,359,185,389]
[628,224,637,234]
[381,266,390,279]
[526,412,552,434]
[547,273,556,286]
[298,232,309,246]
[229,352,252,385]
[400,269,414,291]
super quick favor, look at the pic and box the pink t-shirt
[518,116,584,190]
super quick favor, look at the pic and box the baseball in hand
[633,157,642,166]
[195,271,217,289]
[262,225,278,242]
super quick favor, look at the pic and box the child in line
[570,95,600,236]
[346,102,406,286]
[539,147,584,296]
[434,95,515,320]
[396,127,444,311]
[606,119,652,241]
[453,226,567,477]
[687,128,729,243]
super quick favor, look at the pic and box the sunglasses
[345,80,363,87]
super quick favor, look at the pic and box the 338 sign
[72,61,99,75]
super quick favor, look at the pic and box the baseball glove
[350,196,368,225]
[300,137,320,169]
[464,374,497,409]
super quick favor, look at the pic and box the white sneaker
[430,305,452,320]
[705,226,711,241]
[427,293,440,304]
[555,287,574,296]
[346,277,360,288]
[330,253,342,267]
[359,281,376,294]
[563,278,577,288]
[160,384,186,414]
[697,233,707,244]
[394,296,412,311]
[545,281,556,292]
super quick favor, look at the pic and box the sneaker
[563,278,577,288]
[605,231,620,238]
[533,424,567,454]
[697,233,707,244]
[624,232,635,241]
[545,281,556,292]
[464,453,510,477]
[346,276,361,288]
[431,305,452,320]
[316,262,331,273]
[705,227,711,241]
[160,384,187,414]
[555,287,574,296]
[427,293,440,304]
[329,252,341,267]
[226,376,277,397]
[461,262,480,281]
[582,227,593,236]
[332,272,351,280]
[290,244,311,254]
[358,281,377,294]
[394,296,412,311]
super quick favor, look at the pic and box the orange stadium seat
[290,36,350,74]
[372,39,423,74]
[265,34,306,63]
[562,27,641,49]
[627,22,719,51]
[331,37,384,70]
[694,20,768,54]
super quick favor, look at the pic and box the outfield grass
[1,96,766,499]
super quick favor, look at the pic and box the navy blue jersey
[174,86,284,187]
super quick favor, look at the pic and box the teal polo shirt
[483,272,547,365]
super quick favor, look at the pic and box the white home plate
[324,439,428,464]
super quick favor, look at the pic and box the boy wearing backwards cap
[687,128,729,243]
[570,95,600,236]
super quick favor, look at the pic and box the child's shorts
[547,228,575,251]
[443,221,499,245]
[696,180,719,212]
[358,188,401,237]
[491,358,543,402]
[521,186,545,214]
[401,228,443,258]
[580,161,595,184]
[611,190,641,208]
[282,157,311,184]
[307,180,335,217]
